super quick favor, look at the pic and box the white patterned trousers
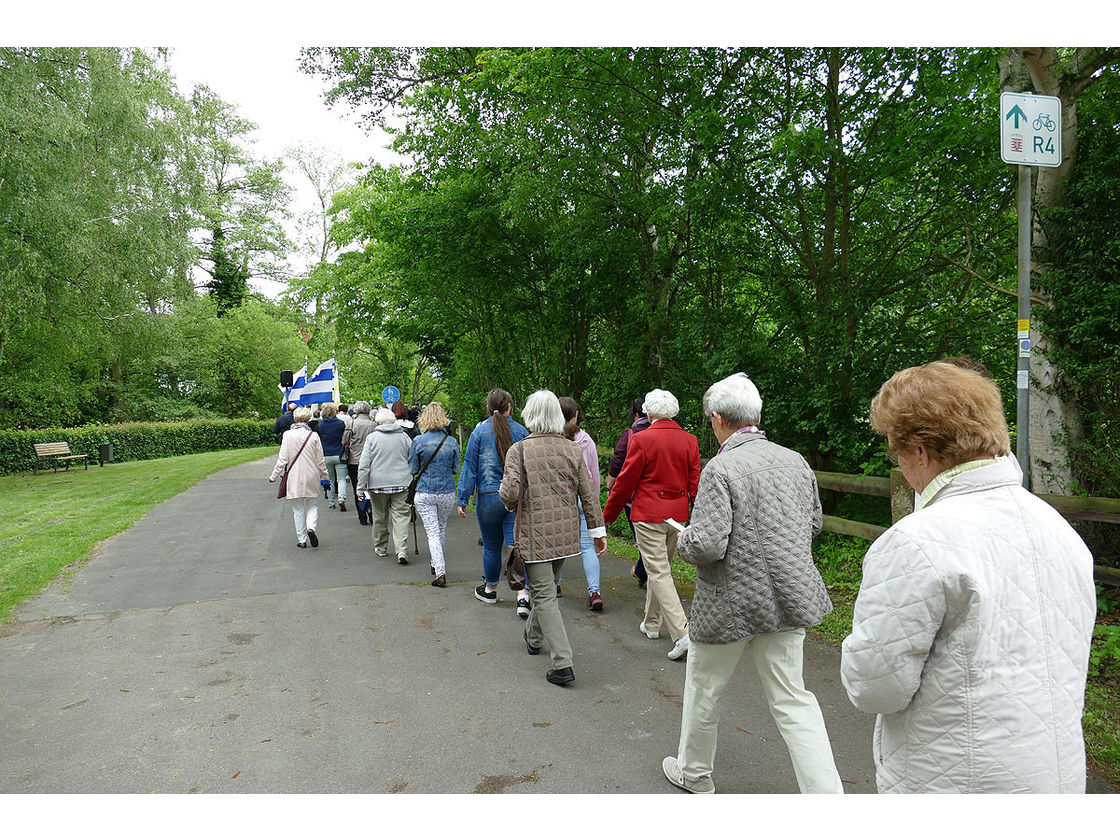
[414,491,456,575]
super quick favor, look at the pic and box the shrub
[0,419,276,475]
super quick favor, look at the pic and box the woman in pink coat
[269,406,330,548]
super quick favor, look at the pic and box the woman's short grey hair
[374,407,396,425]
[292,406,312,424]
[642,388,679,419]
[520,389,566,435]
[703,373,762,427]
[352,401,371,415]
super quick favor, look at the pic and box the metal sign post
[1000,91,1062,489]
[1016,165,1032,487]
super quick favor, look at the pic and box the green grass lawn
[0,446,275,623]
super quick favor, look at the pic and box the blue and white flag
[295,358,337,406]
[279,364,308,409]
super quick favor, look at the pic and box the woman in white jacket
[841,361,1096,793]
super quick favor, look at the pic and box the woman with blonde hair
[317,403,348,511]
[842,361,1096,792]
[500,390,607,686]
[408,402,460,587]
[269,406,329,548]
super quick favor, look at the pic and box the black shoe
[397,556,408,565]
[546,667,574,686]
[339,502,346,512]
[524,627,540,656]
[307,529,318,548]
[432,574,446,587]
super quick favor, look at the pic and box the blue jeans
[476,492,515,588]
[557,500,600,595]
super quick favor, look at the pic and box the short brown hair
[418,402,449,433]
[321,403,337,418]
[870,361,1011,466]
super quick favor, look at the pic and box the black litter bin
[98,443,113,466]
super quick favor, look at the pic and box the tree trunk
[1001,47,1120,493]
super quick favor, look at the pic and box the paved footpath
[1,457,1115,794]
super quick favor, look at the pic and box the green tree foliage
[304,48,1017,459]
[0,48,200,426]
[0,49,310,428]
[157,295,305,418]
[185,85,292,315]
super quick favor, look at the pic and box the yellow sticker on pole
[1018,319,1030,332]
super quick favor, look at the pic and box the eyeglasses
[887,450,899,466]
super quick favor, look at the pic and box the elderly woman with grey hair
[499,390,607,687]
[661,373,842,795]
[345,401,376,525]
[603,388,700,661]
[357,406,414,563]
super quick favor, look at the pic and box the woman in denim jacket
[408,402,461,587]
[457,388,530,613]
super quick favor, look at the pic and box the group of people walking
[269,361,1098,795]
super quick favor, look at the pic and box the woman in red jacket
[603,389,700,660]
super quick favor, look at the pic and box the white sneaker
[667,633,690,660]
[662,756,714,794]
[639,620,660,639]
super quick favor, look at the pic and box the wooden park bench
[32,441,90,474]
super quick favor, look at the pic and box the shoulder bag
[505,448,528,591]
[277,432,315,498]
[339,427,351,464]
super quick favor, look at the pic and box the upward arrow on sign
[1005,103,1028,128]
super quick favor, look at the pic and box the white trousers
[677,628,843,793]
[290,497,319,544]
[415,491,456,574]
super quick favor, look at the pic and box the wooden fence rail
[814,469,1120,587]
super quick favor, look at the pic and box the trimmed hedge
[0,419,276,476]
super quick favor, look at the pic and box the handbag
[339,425,352,464]
[505,451,528,592]
[277,432,315,499]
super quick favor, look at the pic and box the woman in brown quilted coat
[500,390,607,686]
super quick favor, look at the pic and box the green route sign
[1000,92,1062,167]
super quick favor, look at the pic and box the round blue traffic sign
[381,386,400,405]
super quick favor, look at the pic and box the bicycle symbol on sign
[1033,113,1056,132]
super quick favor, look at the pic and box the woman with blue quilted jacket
[842,361,1096,793]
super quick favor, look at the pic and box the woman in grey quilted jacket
[499,390,606,687]
[662,373,843,795]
